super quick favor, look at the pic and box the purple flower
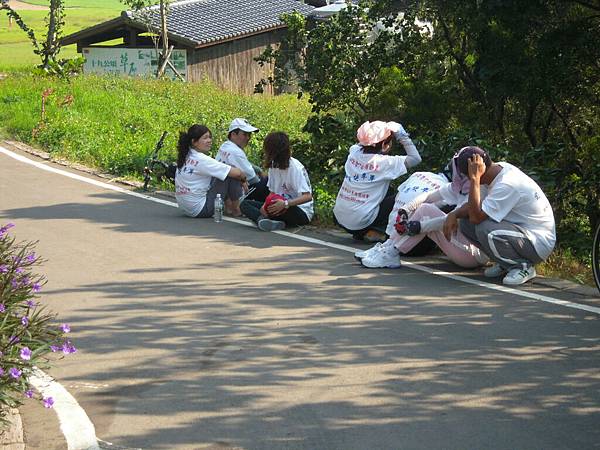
[21,316,29,327]
[50,345,59,353]
[11,279,18,289]
[26,300,36,308]
[9,367,21,379]
[32,283,41,293]
[25,390,33,398]
[0,367,4,376]
[0,304,5,313]
[42,396,54,408]
[15,267,23,274]
[25,253,36,263]
[0,265,8,273]
[61,341,77,355]
[9,335,20,345]
[20,347,32,361]
[60,324,71,333]
[0,223,15,237]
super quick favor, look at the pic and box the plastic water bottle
[214,194,223,223]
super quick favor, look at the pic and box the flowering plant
[0,223,75,427]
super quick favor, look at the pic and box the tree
[256,0,600,255]
[121,0,175,79]
[1,0,66,70]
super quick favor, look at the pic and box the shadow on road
[3,192,600,449]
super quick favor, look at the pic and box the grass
[0,1,124,71]
[0,69,595,289]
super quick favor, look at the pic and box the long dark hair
[177,124,211,168]
[263,132,291,170]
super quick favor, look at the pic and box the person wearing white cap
[332,120,422,243]
[215,118,268,216]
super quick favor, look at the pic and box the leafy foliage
[255,0,600,260]
[0,224,75,427]
[1,0,84,76]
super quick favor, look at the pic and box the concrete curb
[0,409,24,450]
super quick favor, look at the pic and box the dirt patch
[5,0,48,11]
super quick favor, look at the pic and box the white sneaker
[354,242,384,260]
[503,265,536,285]
[361,246,402,269]
[484,263,507,278]
[257,218,285,232]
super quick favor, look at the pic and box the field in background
[0,0,124,70]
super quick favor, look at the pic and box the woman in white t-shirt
[240,132,313,232]
[333,120,422,242]
[175,124,247,218]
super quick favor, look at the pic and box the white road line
[2,144,600,450]
[2,145,599,317]
[29,368,99,450]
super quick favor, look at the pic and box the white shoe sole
[503,272,536,285]
[361,259,401,269]
[257,219,285,232]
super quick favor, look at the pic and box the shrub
[0,223,75,427]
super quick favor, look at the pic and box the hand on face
[467,154,486,181]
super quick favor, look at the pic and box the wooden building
[61,0,314,94]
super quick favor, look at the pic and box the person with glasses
[215,118,269,216]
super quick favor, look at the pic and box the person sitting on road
[240,132,313,232]
[333,120,422,243]
[175,124,247,218]
[443,146,556,285]
[215,118,269,216]
[357,150,488,269]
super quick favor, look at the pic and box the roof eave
[193,23,287,49]
[61,16,126,46]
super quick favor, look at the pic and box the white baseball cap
[228,118,259,133]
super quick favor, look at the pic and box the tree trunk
[157,0,169,78]
[43,0,60,69]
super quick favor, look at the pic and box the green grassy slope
[0,1,124,70]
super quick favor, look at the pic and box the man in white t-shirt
[215,118,268,215]
[443,146,556,285]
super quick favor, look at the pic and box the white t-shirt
[267,157,314,220]
[385,172,450,235]
[482,162,556,259]
[333,145,409,230]
[175,149,231,217]
[215,140,259,184]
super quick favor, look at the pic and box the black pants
[240,199,310,228]
[334,193,396,239]
[246,177,269,202]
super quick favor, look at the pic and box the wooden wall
[187,30,286,95]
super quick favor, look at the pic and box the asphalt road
[1,145,599,450]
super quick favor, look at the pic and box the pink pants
[389,204,485,269]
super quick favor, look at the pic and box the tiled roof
[125,0,314,46]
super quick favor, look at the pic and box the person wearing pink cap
[333,120,422,243]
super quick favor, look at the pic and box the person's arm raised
[388,122,422,168]
[466,155,488,224]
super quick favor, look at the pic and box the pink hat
[356,121,392,146]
